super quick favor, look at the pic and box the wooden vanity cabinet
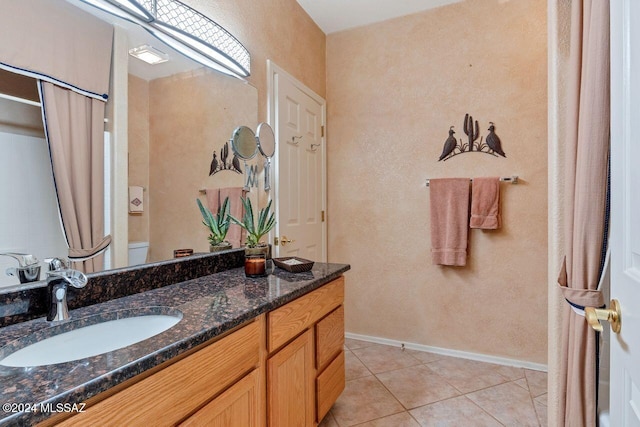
[267,277,345,426]
[43,276,346,427]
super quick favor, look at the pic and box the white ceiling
[296,0,464,34]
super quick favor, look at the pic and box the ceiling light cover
[80,0,251,77]
[106,0,154,22]
[129,45,169,64]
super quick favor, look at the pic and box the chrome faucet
[45,258,88,322]
[0,253,41,284]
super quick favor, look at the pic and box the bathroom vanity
[0,251,349,426]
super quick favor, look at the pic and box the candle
[245,255,266,277]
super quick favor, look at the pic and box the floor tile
[466,381,540,427]
[425,356,514,394]
[409,396,502,427]
[525,369,548,397]
[318,411,339,427]
[331,376,404,426]
[345,350,372,381]
[535,393,547,406]
[352,344,421,374]
[376,364,460,409]
[405,349,443,364]
[493,364,525,381]
[345,338,376,350]
[356,412,421,426]
[514,378,529,391]
[535,399,548,427]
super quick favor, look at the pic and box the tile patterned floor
[320,339,547,427]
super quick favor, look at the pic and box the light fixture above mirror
[80,0,251,78]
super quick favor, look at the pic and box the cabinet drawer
[316,350,345,422]
[316,305,344,372]
[57,316,263,427]
[268,277,344,352]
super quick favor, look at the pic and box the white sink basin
[0,314,182,367]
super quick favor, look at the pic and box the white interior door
[610,2,640,425]
[268,61,326,262]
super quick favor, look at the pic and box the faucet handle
[44,258,68,271]
[0,253,39,267]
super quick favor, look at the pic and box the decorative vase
[209,242,232,252]
[244,244,270,258]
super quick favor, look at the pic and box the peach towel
[429,178,470,266]
[470,177,501,229]
[206,187,246,248]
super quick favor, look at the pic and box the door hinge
[321,210,325,222]
[321,125,325,138]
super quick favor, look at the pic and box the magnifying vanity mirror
[231,126,259,191]
[256,123,276,191]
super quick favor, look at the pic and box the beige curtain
[557,1,610,426]
[40,82,111,273]
[0,0,112,100]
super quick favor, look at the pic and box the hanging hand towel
[128,186,144,213]
[470,177,501,229]
[429,178,471,266]
[205,188,220,213]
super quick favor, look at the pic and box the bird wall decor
[486,122,506,157]
[438,126,457,161]
[209,141,243,176]
[437,114,507,161]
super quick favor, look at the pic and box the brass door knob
[585,299,621,333]
[274,236,295,246]
[279,236,294,246]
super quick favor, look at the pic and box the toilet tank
[128,242,149,266]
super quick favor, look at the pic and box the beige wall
[128,74,150,244]
[327,0,548,363]
[148,69,257,261]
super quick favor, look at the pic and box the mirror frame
[256,122,275,158]
[231,125,258,160]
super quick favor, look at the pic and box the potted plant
[230,197,276,256]
[197,197,232,252]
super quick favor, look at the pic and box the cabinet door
[268,329,314,427]
[180,369,262,427]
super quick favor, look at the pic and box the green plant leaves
[229,197,276,247]
[197,197,231,245]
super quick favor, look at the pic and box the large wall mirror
[0,0,260,289]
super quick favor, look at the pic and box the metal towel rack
[425,176,519,187]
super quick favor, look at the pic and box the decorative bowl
[273,257,314,273]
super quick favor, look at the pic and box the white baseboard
[345,332,548,372]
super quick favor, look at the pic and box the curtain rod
[0,93,41,107]
[425,176,519,187]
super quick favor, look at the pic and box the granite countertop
[0,262,350,426]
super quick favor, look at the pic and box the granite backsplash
[0,249,245,328]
